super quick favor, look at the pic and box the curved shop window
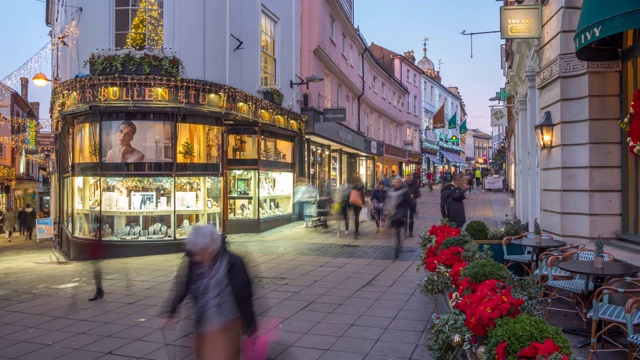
[68,176,222,240]
[260,137,293,162]
[259,171,293,218]
[227,134,258,159]
[74,122,100,162]
[100,120,173,163]
[176,124,223,163]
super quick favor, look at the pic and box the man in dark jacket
[17,206,25,236]
[440,173,466,228]
[23,204,37,240]
[370,180,387,231]
[388,178,411,258]
[405,174,421,237]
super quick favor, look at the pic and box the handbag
[330,202,342,214]
[349,189,363,207]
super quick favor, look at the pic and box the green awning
[574,1,640,61]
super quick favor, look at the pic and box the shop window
[261,137,292,162]
[228,170,257,220]
[73,176,101,238]
[259,171,293,218]
[64,177,72,232]
[115,0,164,49]
[101,120,172,163]
[228,134,258,159]
[260,12,277,87]
[74,122,100,163]
[177,124,222,163]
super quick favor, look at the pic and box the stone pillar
[525,68,539,231]
[514,95,529,224]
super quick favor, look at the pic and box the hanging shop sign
[36,133,55,149]
[323,108,347,122]
[365,139,384,156]
[26,120,37,151]
[491,106,508,127]
[500,5,542,39]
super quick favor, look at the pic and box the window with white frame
[381,83,386,98]
[406,94,411,111]
[115,0,164,49]
[330,16,335,39]
[0,143,6,158]
[260,12,277,87]
[413,95,418,114]
[413,74,417,85]
[406,128,411,140]
[406,69,410,81]
[337,85,342,107]
[372,76,377,92]
[431,86,435,103]
[342,34,346,54]
[392,92,397,107]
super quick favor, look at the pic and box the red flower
[425,246,465,272]
[517,338,567,359]
[428,224,461,245]
[496,342,508,360]
[450,261,467,288]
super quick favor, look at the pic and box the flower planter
[90,64,167,76]
[263,91,283,106]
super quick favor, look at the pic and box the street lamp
[290,74,324,89]
[534,111,554,149]
[32,73,52,87]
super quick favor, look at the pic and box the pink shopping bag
[242,334,269,360]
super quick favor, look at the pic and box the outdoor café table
[511,237,567,272]
[557,260,640,347]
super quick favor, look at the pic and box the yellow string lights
[125,0,163,49]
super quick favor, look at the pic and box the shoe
[7,239,11,242]
[345,231,349,235]
[89,288,105,301]
[409,233,414,237]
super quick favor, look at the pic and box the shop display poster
[36,218,54,241]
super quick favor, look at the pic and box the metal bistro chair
[502,233,552,275]
[534,243,587,287]
[544,249,616,326]
[626,297,640,359]
[588,277,640,360]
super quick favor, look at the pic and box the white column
[514,96,529,224]
[525,68,539,231]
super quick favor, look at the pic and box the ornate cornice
[537,54,621,89]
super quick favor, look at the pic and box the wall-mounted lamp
[32,72,52,87]
[290,74,324,89]
[534,111,554,149]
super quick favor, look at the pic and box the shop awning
[441,151,464,164]
[574,1,640,61]
[425,153,441,164]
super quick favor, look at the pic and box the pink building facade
[300,0,419,190]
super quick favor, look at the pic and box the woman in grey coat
[3,208,16,241]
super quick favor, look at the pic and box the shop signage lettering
[114,211,156,216]
[66,85,221,108]
[575,26,601,49]
[36,133,55,148]
[500,5,541,39]
[338,128,353,144]
[26,120,37,151]
[323,108,347,122]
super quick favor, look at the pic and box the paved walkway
[0,188,514,360]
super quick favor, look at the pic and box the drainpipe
[357,43,367,134]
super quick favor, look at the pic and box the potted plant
[502,216,525,237]
[262,86,284,105]
[594,237,605,268]
[178,140,196,162]
[465,220,490,241]
[84,48,183,77]
[427,310,473,360]
[533,218,542,244]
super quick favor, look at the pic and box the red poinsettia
[516,338,569,359]
[455,279,524,336]
[449,261,467,288]
[496,341,508,360]
[425,246,465,272]
[428,224,461,245]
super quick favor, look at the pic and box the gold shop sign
[500,5,542,39]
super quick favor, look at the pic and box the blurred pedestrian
[23,204,36,240]
[3,208,15,242]
[370,181,387,232]
[161,225,256,360]
[87,235,106,301]
[349,175,365,239]
[405,174,421,237]
[426,170,433,192]
[440,172,466,228]
[474,168,482,188]
[17,206,25,236]
[386,178,411,258]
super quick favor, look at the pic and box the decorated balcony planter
[84,48,183,77]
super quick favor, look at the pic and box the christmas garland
[620,89,640,156]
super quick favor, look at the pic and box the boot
[89,287,105,301]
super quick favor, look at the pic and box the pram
[306,197,332,229]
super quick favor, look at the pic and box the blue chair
[502,233,552,275]
[626,297,640,359]
[534,243,586,286]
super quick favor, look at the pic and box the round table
[511,237,567,272]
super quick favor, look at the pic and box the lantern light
[534,111,554,149]
[32,73,51,87]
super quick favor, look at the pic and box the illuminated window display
[227,134,258,159]
[227,170,257,219]
[260,137,293,162]
[259,171,293,218]
[101,120,172,162]
[74,122,100,162]
[176,124,222,163]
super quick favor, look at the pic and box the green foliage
[178,140,195,161]
[595,237,604,257]
[84,48,183,77]
[440,218,457,227]
[440,235,473,250]
[464,220,490,240]
[487,228,506,240]
[534,218,542,235]
[485,314,572,360]
[427,310,473,360]
[267,88,284,104]
[461,243,494,263]
[421,266,454,296]
[502,216,524,237]
[505,274,544,316]
[460,259,512,285]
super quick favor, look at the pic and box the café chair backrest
[523,232,553,241]
[575,250,615,262]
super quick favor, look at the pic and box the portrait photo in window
[101,120,172,162]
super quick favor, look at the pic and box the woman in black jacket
[387,178,411,258]
[161,225,256,359]
[349,176,365,239]
[370,181,387,231]
[440,173,466,228]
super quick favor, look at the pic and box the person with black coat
[349,176,366,239]
[387,178,412,258]
[161,225,256,359]
[440,172,466,228]
[405,174,421,237]
[17,206,25,236]
[370,181,387,231]
[23,204,37,240]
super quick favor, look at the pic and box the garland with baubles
[620,89,640,156]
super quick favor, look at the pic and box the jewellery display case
[259,171,293,218]
[227,170,257,219]
[71,176,222,240]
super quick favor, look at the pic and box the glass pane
[115,9,130,32]
[206,177,222,232]
[115,33,128,49]
[205,126,222,162]
[175,177,206,239]
[102,120,172,162]
[259,171,293,218]
[228,170,257,219]
[115,0,130,7]
[177,123,206,163]
[228,134,258,159]
[73,176,101,238]
[74,123,99,163]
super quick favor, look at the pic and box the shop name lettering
[67,86,218,106]
[575,26,602,47]
[338,129,352,143]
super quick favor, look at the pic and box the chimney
[20,77,29,102]
[29,102,40,120]
[403,50,416,63]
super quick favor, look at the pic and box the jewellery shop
[52,76,305,260]
[302,110,374,190]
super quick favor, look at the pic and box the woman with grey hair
[161,225,256,359]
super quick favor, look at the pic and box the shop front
[365,138,384,187]
[405,152,423,183]
[52,76,305,259]
[302,109,374,189]
[438,147,465,174]
[380,144,408,179]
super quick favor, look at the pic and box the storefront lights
[534,111,554,149]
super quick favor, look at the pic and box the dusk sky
[1,0,504,134]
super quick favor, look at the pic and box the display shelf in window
[227,170,257,220]
[259,171,293,218]
[228,134,258,159]
[260,137,293,163]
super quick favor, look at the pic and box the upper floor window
[406,94,411,111]
[342,34,347,54]
[115,0,164,49]
[392,92,397,107]
[372,76,377,92]
[413,74,417,85]
[260,12,277,87]
[330,16,335,39]
[337,85,342,107]
[406,69,410,81]
[430,86,435,103]
[413,95,418,114]
[406,128,411,140]
[0,143,6,158]
[381,83,386,99]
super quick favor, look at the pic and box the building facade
[48,0,306,259]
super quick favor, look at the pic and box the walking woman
[23,204,37,240]
[387,178,411,258]
[349,176,365,239]
[370,181,387,232]
[440,172,467,228]
[3,208,16,242]
[161,225,256,360]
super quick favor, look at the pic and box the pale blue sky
[1,0,504,133]
[355,0,505,134]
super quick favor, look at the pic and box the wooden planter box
[263,91,283,106]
